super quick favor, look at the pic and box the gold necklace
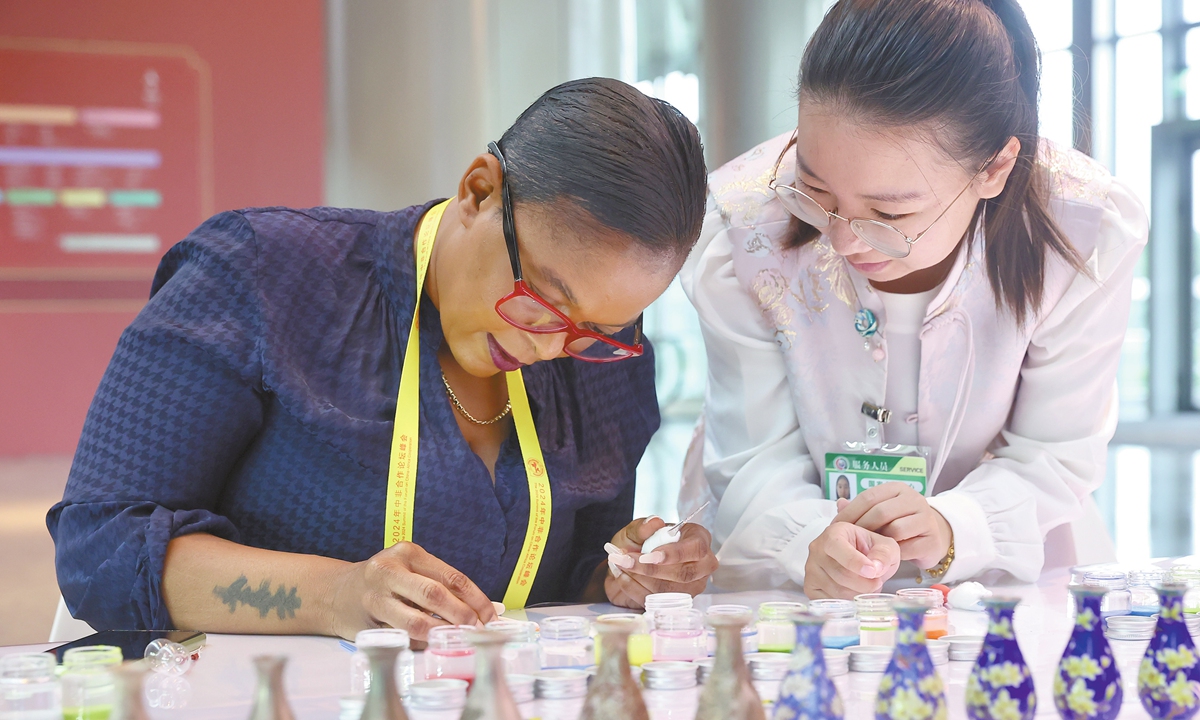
[441,371,512,425]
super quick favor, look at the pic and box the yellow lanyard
[385,199,552,610]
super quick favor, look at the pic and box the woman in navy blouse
[47,78,717,639]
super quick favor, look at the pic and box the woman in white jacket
[681,0,1148,598]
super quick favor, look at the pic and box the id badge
[824,443,931,501]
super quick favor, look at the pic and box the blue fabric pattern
[47,201,660,630]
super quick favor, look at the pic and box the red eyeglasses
[487,142,644,363]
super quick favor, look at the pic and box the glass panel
[1188,28,1200,120]
[1040,49,1075,148]
[1019,0,1073,52]
[1115,0,1161,36]
[1115,33,1163,209]
[1188,0,1200,25]
[1194,150,1200,408]
[1112,33,1160,419]
[1113,446,1152,565]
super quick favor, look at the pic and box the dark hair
[792,0,1085,324]
[498,77,707,260]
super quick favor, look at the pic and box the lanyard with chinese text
[385,199,552,610]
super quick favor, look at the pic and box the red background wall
[0,1,325,455]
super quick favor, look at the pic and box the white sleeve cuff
[927,490,995,584]
[779,515,835,587]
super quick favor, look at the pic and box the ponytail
[792,0,1085,325]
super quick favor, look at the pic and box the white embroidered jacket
[679,132,1149,590]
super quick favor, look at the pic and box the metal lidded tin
[846,645,893,672]
[640,661,699,690]
[534,669,589,699]
[942,634,985,662]
[692,657,714,684]
[745,652,791,681]
[925,638,950,666]
[1104,615,1157,641]
[506,674,536,704]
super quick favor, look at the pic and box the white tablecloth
[1,569,1163,719]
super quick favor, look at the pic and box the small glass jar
[351,628,415,698]
[0,653,60,720]
[641,662,698,720]
[1171,565,1200,614]
[61,646,122,720]
[594,613,652,666]
[755,601,808,652]
[405,678,468,719]
[651,608,706,662]
[1128,568,1166,616]
[896,587,949,639]
[704,605,759,655]
[424,625,476,683]
[539,616,592,669]
[643,593,693,631]
[485,619,541,675]
[1084,570,1132,618]
[808,598,859,649]
[855,593,897,647]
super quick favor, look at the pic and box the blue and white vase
[965,596,1036,720]
[1137,582,1200,718]
[772,613,843,720]
[875,601,946,720]
[1054,585,1122,720]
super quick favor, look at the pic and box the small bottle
[1127,568,1165,616]
[0,653,61,720]
[1084,570,1132,618]
[485,620,541,676]
[61,645,122,720]
[107,664,150,720]
[580,618,650,720]
[142,639,193,676]
[773,613,844,720]
[897,587,949,639]
[405,679,467,718]
[247,656,297,720]
[594,613,652,667]
[643,593,693,631]
[808,599,858,649]
[460,629,521,720]
[696,609,765,720]
[877,602,947,719]
[424,625,476,683]
[755,602,808,652]
[704,605,758,655]
[651,608,706,662]
[854,593,897,647]
[358,646,408,720]
[539,616,592,669]
[351,629,414,698]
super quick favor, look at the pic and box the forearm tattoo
[213,575,302,620]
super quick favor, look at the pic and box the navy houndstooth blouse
[47,201,660,630]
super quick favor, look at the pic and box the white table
[0,569,1163,719]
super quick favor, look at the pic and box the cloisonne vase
[965,596,1036,720]
[1137,582,1200,718]
[771,612,843,720]
[875,601,947,720]
[1053,585,1122,720]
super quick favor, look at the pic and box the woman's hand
[804,521,901,599]
[833,483,952,569]
[327,541,498,641]
[603,517,719,609]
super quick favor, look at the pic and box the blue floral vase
[772,612,843,720]
[1137,582,1200,718]
[875,601,947,720]
[1054,585,1122,720]
[965,596,1036,720]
